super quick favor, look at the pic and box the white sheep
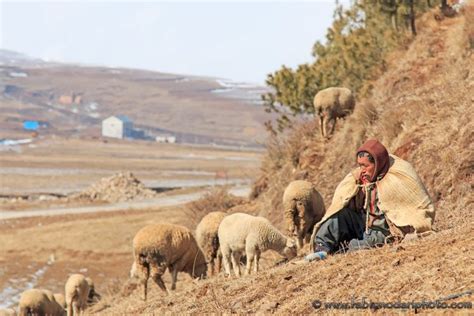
[313,87,356,138]
[218,213,297,277]
[195,211,227,276]
[132,223,207,300]
[65,274,90,316]
[18,289,65,316]
[283,180,326,249]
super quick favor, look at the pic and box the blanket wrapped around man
[310,154,435,250]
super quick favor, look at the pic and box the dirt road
[0,186,250,220]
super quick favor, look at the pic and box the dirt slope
[92,4,473,314]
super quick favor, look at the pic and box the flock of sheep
[5,87,354,314]
[7,273,100,315]
[130,179,326,301]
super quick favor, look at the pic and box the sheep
[53,293,66,309]
[132,223,207,301]
[195,211,227,276]
[85,277,101,304]
[313,87,356,138]
[218,213,297,277]
[18,289,65,316]
[65,274,90,316]
[283,180,326,250]
[0,308,17,316]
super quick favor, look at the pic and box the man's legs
[314,207,365,254]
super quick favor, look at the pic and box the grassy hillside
[91,3,473,313]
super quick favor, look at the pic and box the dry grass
[184,186,246,226]
[92,221,474,314]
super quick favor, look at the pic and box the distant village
[19,91,177,144]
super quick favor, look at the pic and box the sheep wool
[18,289,65,316]
[283,180,326,249]
[218,213,297,277]
[195,211,227,275]
[313,87,355,138]
[65,274,90,316]
[132,223,207,300]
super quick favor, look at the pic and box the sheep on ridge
[283,180,326,249]
[195,211,227,275]
[132,223,207,300]
[313,87,355,138]
[218,212,297,277]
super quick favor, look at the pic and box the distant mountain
[0,49,46,67]
[0,50,274,146]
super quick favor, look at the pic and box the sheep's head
[282,238,298,259]
[193,261,208,280]
[191,249,208,280]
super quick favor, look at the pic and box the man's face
[357,155,375,181]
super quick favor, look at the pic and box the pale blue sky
[1,0,346,84]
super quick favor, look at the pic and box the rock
[260,301,279,312]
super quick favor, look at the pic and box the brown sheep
[283,180,326,250]
[65,274,89,316]
[132,223,207,300]
[18,289,65,316]
[314,87,355,138]
[195,211,227,276]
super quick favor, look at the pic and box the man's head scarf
[356,139,390,182]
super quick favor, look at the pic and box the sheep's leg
[245,243,256,275]
[245,253,254,275]
[298,236,304,249]
[151,272,168,293]
[220,246,232,277]
[231,252,241,277]
[329,117,336,136]
[170,265,178,290]
[254,251,261,273]
[319,115,325,138]
[216,253,222,275]
[67,302,73,316]
[210,258,215,276]
[150,263,168,294]
[139,263,150,301]
[73,303,79,316]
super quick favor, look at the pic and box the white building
[102,115,133,139]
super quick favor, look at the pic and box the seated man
[306,139,435,261]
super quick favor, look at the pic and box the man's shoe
[305,251,328,262]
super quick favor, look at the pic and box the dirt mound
[71,172,156,203]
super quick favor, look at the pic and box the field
[0,137,262,309]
